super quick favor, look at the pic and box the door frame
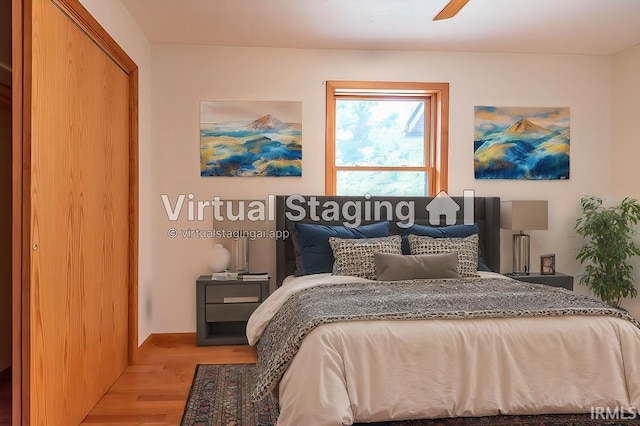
[12,0,139,424]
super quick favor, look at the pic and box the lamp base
[512,233,530,275]
[231,235,250,273]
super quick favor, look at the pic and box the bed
[246,195,640,426]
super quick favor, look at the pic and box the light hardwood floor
[81,335,257,425]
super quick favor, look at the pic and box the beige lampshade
[212,199,270,232]
[500,200,548,231]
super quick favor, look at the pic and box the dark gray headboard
[275,195,501,287]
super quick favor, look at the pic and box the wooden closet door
[23,0,136,424]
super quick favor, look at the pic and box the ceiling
[121,0,640,56]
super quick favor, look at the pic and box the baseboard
[151,332,197,347]
[134,334,153,362]
[0,365,11,383]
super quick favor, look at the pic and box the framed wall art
[474,106,569,180]
[200,101,302,177]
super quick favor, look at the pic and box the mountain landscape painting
[200,101,302,177]
[474,106,570,180]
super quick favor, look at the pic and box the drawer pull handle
[223,296,259,304]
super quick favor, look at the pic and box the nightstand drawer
[205,302,260,322]
[205,283,261,303]
[505,273,573,290]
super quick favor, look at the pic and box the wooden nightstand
[504,272,573,291]
[196,276,269,346]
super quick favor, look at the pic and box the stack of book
[239,272,269,281]
[211,271,238,280]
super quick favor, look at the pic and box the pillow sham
[400,223,490,271]
[374,252,460,281]
[477,256,491,272]
[401,223,480,238]
[292,221,390,276]
[407,233,480,278]
[329,235,402,280]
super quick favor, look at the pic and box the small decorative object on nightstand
[505,272,573,291]
[210,244,231,273]
[196,275,269,346]
[540,253,555,275]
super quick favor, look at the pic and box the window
[325,81,449,196]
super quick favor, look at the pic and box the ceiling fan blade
[434,0,470,21]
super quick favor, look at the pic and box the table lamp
[214,199,269,273]
[500,200,548,275]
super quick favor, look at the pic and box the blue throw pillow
[477,256,491,272]
[400,223,491,271]
[400,223,480,253]
[294,221,390,275]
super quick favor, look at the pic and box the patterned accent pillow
[408,233,480,278]
[329,235,402,279]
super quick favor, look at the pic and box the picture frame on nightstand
[540,254,556,275]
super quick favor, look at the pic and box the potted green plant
[575,196,640,308]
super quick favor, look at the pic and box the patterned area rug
[181,364,638,426]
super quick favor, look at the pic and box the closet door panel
[29,0,130,423]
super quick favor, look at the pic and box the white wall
[611,43,640,317]
[79,0,154,344]
[152,44,614,332]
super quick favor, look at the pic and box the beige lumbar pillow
[374,251,460,281]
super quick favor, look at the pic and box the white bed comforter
[247,273,640,426]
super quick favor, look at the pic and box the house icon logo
[425,190,475,225]
[426,191,460,225]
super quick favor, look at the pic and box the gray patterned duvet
[252,277,640,402]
